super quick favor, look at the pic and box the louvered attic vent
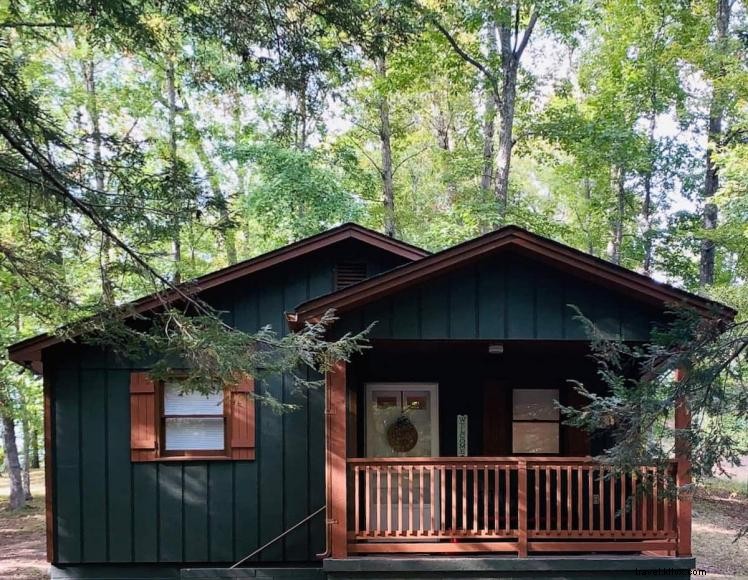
[335,262,368,290]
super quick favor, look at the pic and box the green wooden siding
[338,254,661,341]
[45,242,406,566]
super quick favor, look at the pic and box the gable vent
[335,262,368,290]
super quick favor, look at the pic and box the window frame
[157,378,231,459]
[511,388,561,455]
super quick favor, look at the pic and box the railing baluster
[652,467,660,532]
[451,466,456,534]
[387,466,392,534]
[546,467,551,532]
[642,468,648,533]
[375,466,381,535]
[609,467,616,533]
[397,465,402,535]
[365,465,371,535]
[620,470,626,532]
[556,466,562,531]
[494,466,499,533]
[409,465,414,535]
[577,466,583,532]
[566,465,572,531]
[473,466,478,534]
[440,465,446,534]
[534,466,540,532]
[462,465,467,533]
[354,465,360,535]
[599,466,605,532]
[505,467,510,531]
[483,466,488,535]
[430,466,436,534]
[588,468,594,532]
[419,466,425,535]
[632,471,638,532]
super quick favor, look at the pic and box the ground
[0,469,47,580]
[0,469,746,579]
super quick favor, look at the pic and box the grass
[0,469,745,579]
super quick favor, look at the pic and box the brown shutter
[130,372,158,462]
[229,376,256,460]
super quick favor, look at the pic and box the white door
[364,383,440,534]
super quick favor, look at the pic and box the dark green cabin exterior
[10,224,723,579]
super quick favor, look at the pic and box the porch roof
[288,225,736,330]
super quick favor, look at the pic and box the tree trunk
[642,112,656,274]
[182,101,238,265]
[376,54,396,238]
[700,0,730,287]
[0,392,25,510]
[21,415,32,500]
[494,60,518,223]
[81,57,115,305]
[479,26,498,233]
[166,58,182,283]
[232,90,249,259]
[609,168,625,265]
[30,427,40,469]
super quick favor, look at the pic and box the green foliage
[562,306,747,482]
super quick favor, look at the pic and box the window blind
[163,382,224,416]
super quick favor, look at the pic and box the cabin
[8,223,734,580]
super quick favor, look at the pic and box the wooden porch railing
[347,457,678,555]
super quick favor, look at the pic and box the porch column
[326,360,348,558]
[674,368,692,557]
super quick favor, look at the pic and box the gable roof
[8,223,428,368]
[288,225,736,329]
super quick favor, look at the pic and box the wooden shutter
[228,375,256,460]
[130,372,158,462]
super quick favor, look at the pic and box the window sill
[131,454,245,463]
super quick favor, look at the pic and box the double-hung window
[129,371,255,462]
[512,388,560,454]
[162,381,226,455]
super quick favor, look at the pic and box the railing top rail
[347,456,678,467]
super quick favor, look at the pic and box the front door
[364,383,440,535]
[365,383,439,457]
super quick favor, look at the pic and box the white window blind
[165,418,225,451]
[162,381,225,451]
[163,382,223,416]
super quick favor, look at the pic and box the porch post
[674,368,692,557]
[517,460,528,557]
[327,360,348,558]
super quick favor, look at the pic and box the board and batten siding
[45,243,406,566]
[336,254,662,341]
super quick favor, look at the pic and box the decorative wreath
[387,414,418,452]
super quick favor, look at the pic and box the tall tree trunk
[21,415,32,500]
[700,0,730,287]
[296,78,308,150]
[609,168,625,265]
[30,427,40,469]
[494,9,537,226]
[81,57,115,305]
[479,26,498,233]
[166,58,182,283]
[433,96,457,205]
[232,90,249,258]
[642,111,656,274]
[0,389,25,510]
[182,101,238,265]
[494,60,518,222]
[376,54,396,238]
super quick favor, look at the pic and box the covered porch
[324,340,691,558]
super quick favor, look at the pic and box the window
[129,371,255,462]
[162,381,226,454]
[512,388,560,454]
